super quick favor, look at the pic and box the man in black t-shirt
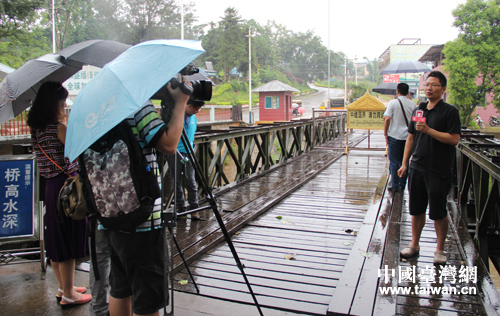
[397,71,461,265]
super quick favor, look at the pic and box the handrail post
[312,107,315,149]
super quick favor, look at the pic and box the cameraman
[91,77,191,316]
[167,98,203,220]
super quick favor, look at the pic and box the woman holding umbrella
[27,82,91,308]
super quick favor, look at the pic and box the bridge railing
[456,130,500,273]
[163,113,347,203]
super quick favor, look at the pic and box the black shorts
[104,228,165,315]
[408,168,452,220]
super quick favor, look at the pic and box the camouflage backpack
[79,120,161,231]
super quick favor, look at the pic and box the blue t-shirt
[177,114,197,154]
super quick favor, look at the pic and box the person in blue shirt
[167,98,203,220]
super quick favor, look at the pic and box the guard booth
[253,80,300,122]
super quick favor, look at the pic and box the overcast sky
[189,0,467,61]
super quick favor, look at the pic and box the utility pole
[181,0,184,39]
[327,0,330,103]
[344,58,347,108]
[52,0,56,53]
[246,27,254,124]
[354,55,358,85]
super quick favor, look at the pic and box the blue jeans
[167,153,199,210]
[89,229,111,316]
[388,136,408,190]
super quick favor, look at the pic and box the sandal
[56,287,87,302]
[400,246,420,258]
[434,251,447,265]
[60,294,92,309]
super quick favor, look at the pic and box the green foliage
[348,81,377,103]
[0,28,51,68]
[210,8,247,81]
[0,0,45,38]
[443,0,500,126]
[213,83,233,97]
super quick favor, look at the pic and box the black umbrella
[57,39,131,68]
[0,40,132,125]
[380,60,431,74]
[0,54,82,124]
[372,82,417,96]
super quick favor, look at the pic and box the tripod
[163,130,263,315]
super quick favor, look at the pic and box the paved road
[299,85,344,119]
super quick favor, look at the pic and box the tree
[364,57,380,83]
[443,0,500,125]
[279,30,328,82]
[0,0,50,68]
[215,7,246,81]
[0,0,45,38]
[90,0,200,45]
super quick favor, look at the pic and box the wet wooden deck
[171,130,500,315]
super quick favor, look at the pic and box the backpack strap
[89,217,100,281]
[398,99,410,127]
[35,130,65,172]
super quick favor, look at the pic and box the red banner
[383,74,400,83]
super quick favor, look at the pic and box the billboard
[390,45,433,63]
[63,65,102,104]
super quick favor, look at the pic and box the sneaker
[434,251,447,264]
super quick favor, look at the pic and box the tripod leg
[168,226,199,293]
[180,131,264,316]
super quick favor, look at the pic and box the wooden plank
[327,169,388,315]
[176,270,336,296]
[191,286,328,315]
[190,261,339,287]
[196,255,341,280]
[205,248,346,272]
[213,245,350,267]
[373,190,402,316]
[176,273,332,304]
[350,184,395,316]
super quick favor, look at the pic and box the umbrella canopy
[0,63,15,80]
[57,39,131,68]
[0,54,82,125]
[372,82,417,96]
[65,39,205,161]
[380,60,431,74]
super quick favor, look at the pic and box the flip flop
[60,294,92,309]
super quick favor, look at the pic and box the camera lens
[191,80,212,102]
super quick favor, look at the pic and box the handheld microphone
[413,103,427,122]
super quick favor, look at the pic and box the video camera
[159,63,212,124]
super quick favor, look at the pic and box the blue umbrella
[65,39,205,161]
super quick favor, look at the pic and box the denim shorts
[408,168,452,220]
[104,228,165,315]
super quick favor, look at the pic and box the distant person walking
[383,83,415,191]
[398,71,461,265]
[27,81,91,308]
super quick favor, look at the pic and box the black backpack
[79,120,161,231]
